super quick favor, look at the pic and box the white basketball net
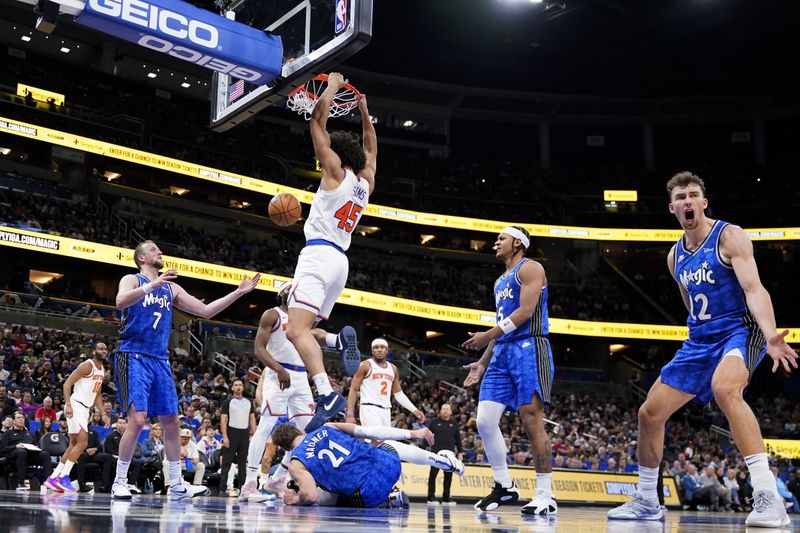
[287,76,360,120]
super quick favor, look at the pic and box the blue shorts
[114,352,179,417]
[479,337,554,410]
[358,446,402,507]
[661,327,766,405]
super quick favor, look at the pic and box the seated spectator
[737,470,754,512]
[1,415,13,433]
[197,425,221,460]
[774,467,800,513]
[700,464,731,510]
[140,423,166,493]
[34,416,54,442]
[74,426,114,493]
[681,463,719,510]
[34,397,57,422]
[17,392,38,420]
[171,427,205,486]
[102,418,143,490]
[723,468,741,511]
[0,412,52,490]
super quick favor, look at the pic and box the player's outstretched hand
[462,361,486,388]
[767,329,799,373]
[277,367,291,390]
[327,72,347,90]
[414,410,426,424]
[462,330,493,351]
[411,427,435,447]
[237,273,261,295]
[153,269,178,289]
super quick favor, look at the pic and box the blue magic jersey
[674,220,751,342]
[118,273,173,359]
[494,258,549,343]
[291,427,397,496]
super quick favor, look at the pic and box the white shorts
[67,399,90,434]
[359,404,391,427]
[261,367,315,423]
[289,244,348,320]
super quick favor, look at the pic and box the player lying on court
[270,422,464,508]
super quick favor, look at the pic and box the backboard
[210,0,372,132]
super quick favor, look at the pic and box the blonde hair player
[346,338,424,428]
[285,72,377,432]
[43,342,108,493]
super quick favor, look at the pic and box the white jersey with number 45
[303,169,370,252]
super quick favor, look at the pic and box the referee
[427,403,463,505]
[220,378,256,497]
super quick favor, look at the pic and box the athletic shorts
[67,398,90,434]
[261,367,315,430]
[289,243,348,320]
[114,352,178,417]
[359,404,391,427]
[661,327,766,405]
[479,337,554,410]
[357,445,402,508]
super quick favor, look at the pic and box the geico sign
[88,0,218,48]
[138,36,262,82]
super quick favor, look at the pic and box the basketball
[268,193,302,226]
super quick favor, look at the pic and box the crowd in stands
[1,323,798,513]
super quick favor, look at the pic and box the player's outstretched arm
[722,225,799,373]
[357,94,376,194]
[254,309,291,390]
[310,72,347,187]
[171,273,261,319]
[325,422,435,446]
[115,270,177,310]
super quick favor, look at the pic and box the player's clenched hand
[236,273,261,295]
[64,404,73,419]
[284,488,300,505]
[277,367,291,390]
[411,427,435,447]
[153,269,178,289]
[767,329,799,373]
[462,330,493,351]
[462,361,486,388]
[414,410,426,424]
[327,72,347,90]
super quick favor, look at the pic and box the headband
[501,227,530,249]
[371,338,389,348]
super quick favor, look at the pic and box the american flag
[229,79,245,103]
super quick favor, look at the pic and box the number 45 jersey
[290,426,401,507]
[673,220,753,342]
[118,273,173,359]
[303,168,369,252]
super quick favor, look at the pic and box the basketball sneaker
[521,493,558,515]
[607,492,662,520]
[111,482,132,500]
[336,326,361,376]
[474,482,520,511]
[43,476,63,492]
[168,480,210,501]
[305,391,347,432]
[264,476,287,499]
[379,487,409,509]
[437,450,465,475]
[745,489,791,528]
[239,480,276,503]
[57,476,78,493]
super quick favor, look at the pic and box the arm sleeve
[352,425,412,441]
[393,391,418,414]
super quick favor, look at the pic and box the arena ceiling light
[402,120,417,128]
[181,82,191,88]
[21,35,31,42]
[103,171,121,181]
[59,46,70,53]
[147,72,157,79]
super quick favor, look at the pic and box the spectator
[700,464,730,510]
[0,411,53,491]
[74,426,115,492]
[102,418,143,491]
[737,470,754,512]
[34,397,57,422]
[34,416,54,442]
[724,468,741,511]
[426,403,462,505]
[174,427,205,486]
[774,467,800,513]
[1,414,13,432]
[197,425,221,459]
[140,423,166,493]
[18,392,38,419]
[681,463,719,510]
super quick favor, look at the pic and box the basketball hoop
[287,74,361,120]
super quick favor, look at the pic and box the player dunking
[43,342,108,492]
[608,172,797,527]
[462,227,557,515]
[286,72,376,432]
[346,338,424,428]
[112,240,260,500]
[240,283,360,501]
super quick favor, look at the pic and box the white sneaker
[111,482,132,501]
[15,480,30,492]
[126,483,141,495]
[239,480,275,503]
[441,500,457,506]
[521,493,558,515]
[607,492,662,520]
[264,476,286,499]
[745,489,791,528]
[427,499,440,506]
[437,450,465,475]
[168,481,210,501]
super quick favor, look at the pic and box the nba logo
[335,0,347,34]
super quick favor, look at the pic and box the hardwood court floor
[0,491,795,532]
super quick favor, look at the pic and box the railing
[188,329,204,358]
[212,352,237,375]
[630,383,648,403]
[710,424,734,443]
[0,303,119,337]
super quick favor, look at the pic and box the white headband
[501,227,530,249]
[371,338,388,348]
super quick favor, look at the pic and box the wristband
[142,282,154,294]
[498,317,517,334]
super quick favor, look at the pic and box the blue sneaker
[57,476,78,493]
[607,492,663,520]
[305,391,347,432]
[336,326,361,376]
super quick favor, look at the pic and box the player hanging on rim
[286,72,376,432]
[462,227,557,515]
[43,342,108,493]
[240,282,362,501]
[270,422,464,508]
[112,240,260,500]
[345,338,425,429]
[607,172,798,527]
